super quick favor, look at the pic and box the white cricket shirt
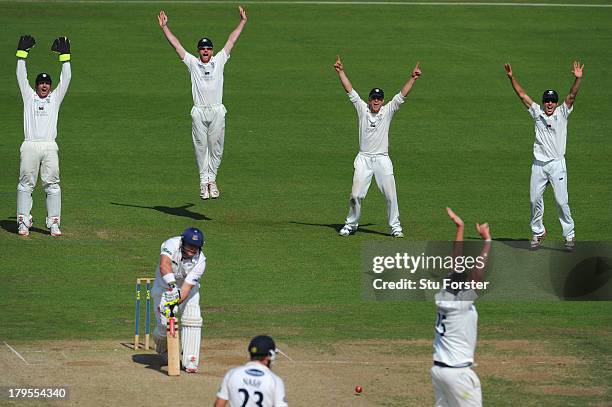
[433,289,478,367]
[217,361,288,407]
[155,236,206,287]
[348,89,405,155]
[183,50,229,107]
[528,101,573,162]
[17,60,71,142]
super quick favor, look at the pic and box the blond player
[431,208,491,407]
[504,62,583,250]
[158,7,247,200]
[15,35,71,237]
[153,228,206,373]
[215,335,288,407]
[333,56,421,238]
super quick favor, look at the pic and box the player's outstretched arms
[158,10,186,60]
[223,6,247,55]
[504,63,533,109]
[400,61,421,97]
[565,60,583,108]
[334,55,353,93]
[16,35,36,96]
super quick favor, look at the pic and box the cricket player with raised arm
[214,335,288,407]
[153,227,206,373]
[504,61,584,250]
[15,35,71,237]
[333,55,421,238]
[431,208,491,407]
[158,7,247,201]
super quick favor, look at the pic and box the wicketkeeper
[15,35,71,237]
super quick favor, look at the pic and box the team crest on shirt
[366,114,383,132]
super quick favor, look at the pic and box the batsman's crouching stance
[153,228,206,373]
[15,35,71,237]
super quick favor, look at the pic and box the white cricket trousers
[191,104,226,184]
[431,365,482,407]
[16,140,61,226]
[530,158,574,238]
[344,153,402,232]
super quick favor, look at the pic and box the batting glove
[16,35,36,59]
[51,36,71,62]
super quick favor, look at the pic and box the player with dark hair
[504,61,584,250]
[153,227,206,373]
[15,35,71,237]
[158,7,247,200]
[215,335,288,407]
[333,55,421,238]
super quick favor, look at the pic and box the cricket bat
[167,317,180,376]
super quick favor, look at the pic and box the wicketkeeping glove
[16,35,36,59]
[51,36,71,62]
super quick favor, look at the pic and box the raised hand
[238,5,247,21]
[572,60,584,79]
[411,61,421,79]
[158,10,168,27]
[334,55,344,73]
[504,63,513,78]
[476,223,491,240]
[446,207,464,227]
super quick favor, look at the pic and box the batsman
[152,228,207,373]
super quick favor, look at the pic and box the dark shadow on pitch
[290,221,389,236]
[1,218,50,235]
[111,202,211,221]
[132,353,168,375]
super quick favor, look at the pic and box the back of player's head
[181,227,204,248]
[35,73,52,85]
[248,335,277,361]
[542,89,559,103]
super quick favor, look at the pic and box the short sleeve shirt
[528,101,572,162]
[348,89,405,155]
[217,362,288,407]
[157,236,206,286]
[183,50,229,107]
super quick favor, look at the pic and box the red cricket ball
[355,385,363,394]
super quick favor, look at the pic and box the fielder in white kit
[431,208,491,407]
[153,227,206,373]
[15,35,71,237]
[158,7,247,200]
[215,335,288,407]
[504,61,584,250]
[333,56,422,238]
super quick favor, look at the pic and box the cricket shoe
[564,236,575,250]
[48,217,62,237]
[392,230,405,238]
[530,232,546,250]
[185,355,198,373]
[17,215,32,236]
[339,225,355,237]
[209,182,220,199]
[200,183,210,200]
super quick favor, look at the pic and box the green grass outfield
[1,1,611,405]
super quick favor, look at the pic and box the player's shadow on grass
[111,202,211,221]
[0,218,49,235]
[290,221,389,236]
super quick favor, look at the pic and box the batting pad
[180,303,202,369]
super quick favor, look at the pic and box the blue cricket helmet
[181,227,204,248]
